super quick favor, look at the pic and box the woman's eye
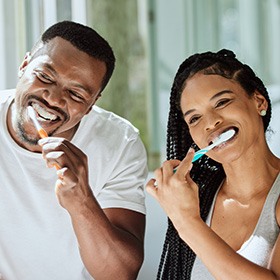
[215,99,230,108]
[189,115,200,125]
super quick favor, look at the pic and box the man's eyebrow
[183,90,233,117]
[72,83,93,97]
[43,63,93,97]
[44,63,56,74]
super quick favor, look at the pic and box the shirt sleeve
[96,134,148,214]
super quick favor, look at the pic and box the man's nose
[42,87,66,107]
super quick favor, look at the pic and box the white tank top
[191,173,280,279]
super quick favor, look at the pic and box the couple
[0,21,279,280]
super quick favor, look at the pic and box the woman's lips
[212,128,238,149]
[208,127,238,146]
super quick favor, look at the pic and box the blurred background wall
[1,0,280,279]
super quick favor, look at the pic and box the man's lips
[30,102,61,123]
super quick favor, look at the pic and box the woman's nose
[205,112,223,131]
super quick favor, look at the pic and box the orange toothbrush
[28,106,60,169]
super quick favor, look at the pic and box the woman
[146,49,280,279]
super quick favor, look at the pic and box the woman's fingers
[174,148,194,180]
[146,148,195,197]
[162,159,180,177]
[146,178,158,198]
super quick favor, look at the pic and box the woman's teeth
[32,103,58,121]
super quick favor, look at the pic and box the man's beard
[13,96,68,145]
[16,112,39,146]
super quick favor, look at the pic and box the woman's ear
[253,91,268,115]
[18,52,31,78]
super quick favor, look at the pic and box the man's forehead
[31,37,63,57]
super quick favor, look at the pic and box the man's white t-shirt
[0,89,147,280]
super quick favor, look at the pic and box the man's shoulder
[0,89,15,105]
[90,105,139,135]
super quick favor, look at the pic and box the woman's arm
[146,148,280,280]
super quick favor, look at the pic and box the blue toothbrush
[191,129,235,162]
[153,129,236,185]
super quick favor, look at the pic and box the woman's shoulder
[275,172,280,227]
[276,199,280,227]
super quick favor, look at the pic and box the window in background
[152,0,280,160]
[0,0,75,90]
[86,0,156,169]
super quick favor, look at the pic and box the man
[0,21,147,280]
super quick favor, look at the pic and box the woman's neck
[221,146,280,199]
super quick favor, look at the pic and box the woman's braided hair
[157,49,272,279]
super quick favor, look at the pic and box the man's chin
[17,124,39,146]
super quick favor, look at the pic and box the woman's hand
[146,148,201,228]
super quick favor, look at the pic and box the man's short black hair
[33,21,115,92]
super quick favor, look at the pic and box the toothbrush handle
[191,148,209,162]
[173,146,211,173]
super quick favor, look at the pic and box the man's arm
[70,204,145,280]
[39,137,146,279]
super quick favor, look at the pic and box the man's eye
[36,71,53,83]
[68,90,84,101]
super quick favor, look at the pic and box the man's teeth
[32,103,58,121]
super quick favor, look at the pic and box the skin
[147,73,280,279]
[7,37,145,279]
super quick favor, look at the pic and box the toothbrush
[192,129,235,162]
[27,106,60,170]
[27,106,48,139]
[153,129,235,185]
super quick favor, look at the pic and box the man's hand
[39,137,92,211]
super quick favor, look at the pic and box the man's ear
[18,52,31,78]
[253,91,268,113]
[85,94,102,115]
[85,106,93,115]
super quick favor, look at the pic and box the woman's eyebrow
[210,90,233,101]
[183,90,233,117]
